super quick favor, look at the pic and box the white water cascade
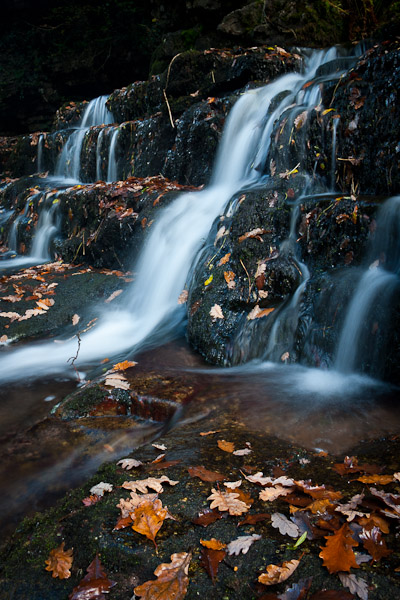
[106,127,120,182]
[0,48,364,384]
[56,95,113,181]
[335,195,400,375]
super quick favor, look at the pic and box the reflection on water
[0,338,399,537]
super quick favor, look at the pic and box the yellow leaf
[217,439,235,453]
[204,274,213,286]
[322,108,336,115]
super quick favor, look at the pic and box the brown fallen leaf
[131,499,168,548]
[319,523,359,573]
[134,551,191,599]
[258,559,300,585]
[217,439,235,453]
[356,474,393,485]
[104,289,123,303]
[82,494,102,507]
[187,466,226,482]
[199,430,220,436]
[223,271,236,288]
[239,228,270,243]
[208,488,250,516]
[192,508,224,527]
[200,547,226,583]
[360,526,392,561]
[69,554,115,599]
[238,512,270,526]
[218,253,231,266]
[178,289,188,304]
[200,538,227,550]
[45,542,73,579]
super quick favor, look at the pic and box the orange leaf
[258,559,300,585]
[356,474,393,485]
[134,552,191,599]
[319,523,359,573]
[223,271,236,288]
[218,253,231,266]
[200,538,227,550]
[131,499,167,548]
[200,547,226,582]
[217,439,235,453]
[112,359,137,371]
[45,542,73,579]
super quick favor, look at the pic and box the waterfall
[96,128,106,181]
[106,127,120,182]
[0,48,369,383]
[56,96,113,181]
[37,134,44,172]
[335,196,400,375]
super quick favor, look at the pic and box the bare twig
[240,258,252,302]
[68,333,82,381]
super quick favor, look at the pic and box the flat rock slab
[1,403,399,599]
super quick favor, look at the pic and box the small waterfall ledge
[0,41,399,386]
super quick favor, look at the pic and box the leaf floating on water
[69,554,116,599]
[45,542,73,579]
[258,559,300,585]
[134,552,191,600]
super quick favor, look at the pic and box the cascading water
[334,196,400,377]
[106,127,120,182]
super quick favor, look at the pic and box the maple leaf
[271,513,300,538]
[122,475,178,494]
[210,304,224,320]
[338,573,369,600]
[117,458,143,470]
[187,466,226,482]
[217,439,234,453]
[258,559,300,585]
[259,485,294,502]
[227,534,261,556]
[208,488,250,515]
[131,499,168,547]
[69,554,116,599]
[319,523,359,573]
[45,542,73,579]
[134,551,191,599]
[112,359,137,371]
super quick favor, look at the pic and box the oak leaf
[233,447,252,456]
[258,559,300,585]
[131,499,168,547]
[45,542,73,579]
[116,492,158,518]
[224,480,242,489]
[122,475,178,494]
[117,458,143,470]
[69,554,115,599]
[89,482,113,497]
[259,485,293,502]
[319,523,359,573]
[271,513,300,538]
[227,534,261,556]
[134,552,191,599]
[208,488,250,515]
[338,573,368,600]
[178,289,189,304]
[210,304,224,320]
[187,466,226,482]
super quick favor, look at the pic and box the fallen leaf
[247,305,275,320]
[131,499,168,547]
[152,453,166,463]
[104,372,130,390]
[218,253,231,266]
[45,542,73,579]
[356,475,393,485]
[217,439,234,453]
[223,271,236,288]
[259,485,293,502]
[200,430,220,436]
[200,538,227,550]
[104,289,123,303]
[187,466,226,482]
[271,513,300,538]
[200,546,226,583]
[72,314,80,326]
[208,488,250,515]
[227,534,261,556]
[224,480,242,489]
[112,359,137,371]
[357,514,389,534]
[239,227,269,243]
[233,448,252,456]
[210,303,224,320]
[204,274,214,286]
[0,335,8,343]
[258,559,300,585]
[89,482,113,497]
[116,492,158,517]
[294,110,308,129]
[82,494,102,507]
[134,551,191,599]
[192,508,224,527]
[360,526,392,561]
[338,573,368,600]
[238,513,270,526]
[178,290,188,304]
[319,523,359,573]
[69,555,116,599]
[117,458,143,470]
[152,443,167,451]
[122,475,178,494]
